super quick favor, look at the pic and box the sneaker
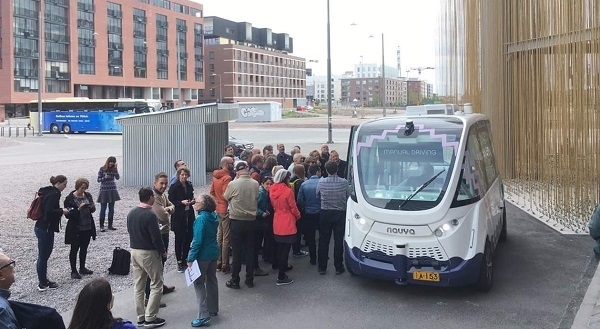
[79,267,93,275]
[46,281,59,289]
[71,272,82,279]
[254,268,269,276]
[276,276,294,286]
[137,320,146,327]
[293,250,309,258]
[335,267,346,275]
[318,269,326,275]
[162,285,175,295]
[177,262,185,273]
[216,264,222,272]
[37,284,49,292]
[245,279,254,288]
[191,317,211,327]
[100,226,105,232]
[144,317,166,327]
[108,226,117,231]
[225,280,240,289]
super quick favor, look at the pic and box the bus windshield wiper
[399,169,446,210]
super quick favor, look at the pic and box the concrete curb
[572,261,600,328]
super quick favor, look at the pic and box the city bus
[344,104,506,291]
[28,98,163,134]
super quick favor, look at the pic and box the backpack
[27,192,44,221]
[108,247,131,275]
[289,179,301,198]
[9,300,66,329]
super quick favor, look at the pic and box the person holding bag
[64,178,97,279]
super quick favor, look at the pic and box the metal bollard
[8,127,11,137]
[0,127,3,137]
[24,127,27,137]
[16,127,19,137]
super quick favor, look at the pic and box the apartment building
[3,0,205,116]
[341,77,407,107]
[354,63,399,79]
[306,75,342,105]
[199,16,306,108]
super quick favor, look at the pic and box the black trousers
[262,217,276,264]
[174,229,192,263]
[69,230,93,273]
[230,219,256,284]
[300,213,319,263]
[253,217,270,268]
[318,209,346,271]
[276,242,292,280]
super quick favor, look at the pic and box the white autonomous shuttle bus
[344,104,506,291]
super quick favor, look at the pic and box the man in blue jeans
[316,161,349,275]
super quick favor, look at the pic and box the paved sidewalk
[573,260,600,328]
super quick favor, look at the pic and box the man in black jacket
[276,143,293,168]
[127,187,167,327]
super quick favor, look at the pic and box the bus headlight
[435,219,460,237]
[353,212,373,231]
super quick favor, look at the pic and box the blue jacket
[188,210,219,262]
[256,186,273,218]
[0,289,19,329]
[297,176,321,214]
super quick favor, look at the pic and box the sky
[193,0,439,85]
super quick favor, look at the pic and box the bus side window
[451,127,483,207]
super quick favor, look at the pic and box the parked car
[228,136,254,156]
[296,105,307,111]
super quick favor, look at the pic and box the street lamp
[370,33,386,117]
[326,0,333,144]
[37,9,44,136]
[211,73,221,103]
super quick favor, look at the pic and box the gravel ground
[0,156,210,314]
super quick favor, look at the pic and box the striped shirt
[316,174,349,211]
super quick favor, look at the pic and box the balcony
[13,8,39,19]
[47,71,71,80]
[47,0,69,7]
[134,15,147,23]
[107,9,123,18]
[46,34,69,43]
[134,61,146,68]
[14,68,38,78]
[109,43,123,50]
[45,52,69,61]
[14,49,40,58]
[78,38,96,47]
[134,46,147,53]
[157,63,168,70]
[77,19,94,30]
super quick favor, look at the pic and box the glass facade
[176,18,187,81]
[77,0,95,75]
[194,23,203,82]
[107,2,123,77]
[13,0,41,92]
[156,14,168,80]
[44,0,70,93]
[133,8,147,78]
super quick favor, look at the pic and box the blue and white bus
[29,98,163,134]
[344,104,506,291]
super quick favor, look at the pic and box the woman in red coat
[269,169,301,286]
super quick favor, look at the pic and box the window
[209,51,214,60]
[452,125,484,207]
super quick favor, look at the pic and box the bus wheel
[62,124,71,134]
[499,206,507,242]
[50,124,59,134]
[475,240,493,292]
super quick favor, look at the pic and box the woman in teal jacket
[187,194,219,328]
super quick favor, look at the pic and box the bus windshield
[356,118,464,211]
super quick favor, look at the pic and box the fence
[0,126,35,137]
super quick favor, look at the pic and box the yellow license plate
[412,270,440,282]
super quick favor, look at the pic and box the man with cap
[223,161,259,289]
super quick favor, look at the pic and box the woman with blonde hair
[64,178,97,279]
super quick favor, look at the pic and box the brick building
[200,16,306,108]
[3,0,205,116]
[341,77,407,107]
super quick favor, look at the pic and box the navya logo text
[387,227,416,235]
[240,107,265,118]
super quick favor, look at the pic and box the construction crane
[406,66,434,79]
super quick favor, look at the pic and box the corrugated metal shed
[116,103,239,187]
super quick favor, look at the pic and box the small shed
[115,103,238,187]
[236,101,282,122]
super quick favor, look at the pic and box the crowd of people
[0,143,350,328]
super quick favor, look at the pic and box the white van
[344,104,506,291]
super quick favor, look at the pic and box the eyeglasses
[0,260,15,271]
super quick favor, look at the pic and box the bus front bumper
[344,242,483,287]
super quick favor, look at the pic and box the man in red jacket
[210,157,234,274]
